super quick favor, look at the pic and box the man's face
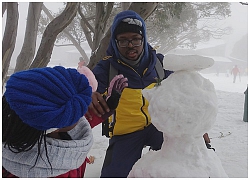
[116,32,143,61]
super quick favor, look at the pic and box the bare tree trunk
[92,2,113,51]
[14,2,43,73]
[80,18,94,51]
[88,30,111,70]
[63,31,89,61]
[78,5,94,51]
[78,2,113,63]
[2,2,18,87]
[30,2,79,68]
[121,2,131,10]
[88,2,158,70]
[129,2,158,20]
[41,3,89,62]
[2,2,7,16]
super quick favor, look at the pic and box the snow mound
[164,54,214,71]
[128,55,228,178]
[143,71,217,137]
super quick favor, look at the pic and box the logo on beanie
[114,18,143,37]
[122,18,142,27]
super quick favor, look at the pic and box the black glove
[206,143,215,151]
[101,75,128,120]
[106,74,128,110]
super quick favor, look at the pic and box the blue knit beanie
[4,66,92,131]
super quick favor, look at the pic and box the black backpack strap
[102,119,110,137]
[155,57,165,80]
[102,63,118,138]
[109,63,118,83]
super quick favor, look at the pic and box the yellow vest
[109,83,156,136]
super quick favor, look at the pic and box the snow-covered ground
[85,72,248,178]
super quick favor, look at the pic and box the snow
[84,58,248,178]
[204,56,232,63]
[129,55,227,177]
[163,54,215,71]
[129,74,227,177]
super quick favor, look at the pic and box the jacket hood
[2,117,93,178]
[107,10,149,62]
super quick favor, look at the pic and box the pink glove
[106,74,128,101]
[86,74,128,127]
[101,74,128,119]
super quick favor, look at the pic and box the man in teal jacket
[87,10,173,177]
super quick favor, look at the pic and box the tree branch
[42,3,89,62]
[30,2,80,68]
[78,5,95,33]
[239,2,248,5]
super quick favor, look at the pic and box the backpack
[102,56,165,137]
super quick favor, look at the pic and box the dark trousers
[233,75,236,83]
[100,123,163,178]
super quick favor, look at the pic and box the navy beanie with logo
[108,10,149,60]
[114,18,143,37]
[4,66,92,131]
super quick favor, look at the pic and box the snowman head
[143,71,217,138]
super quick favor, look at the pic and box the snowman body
[128,55,228,178]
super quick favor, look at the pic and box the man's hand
[85,92,110,120]
[85,74,128,120]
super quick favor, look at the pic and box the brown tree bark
[30,2,79,68]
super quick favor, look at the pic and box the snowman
[128,54,228,178]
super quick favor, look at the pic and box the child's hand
[106,74,128,101]
[87,156,95,164]
[105,75,128,110]
[86,75,128,122]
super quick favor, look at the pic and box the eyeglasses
[116,38,143,48]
